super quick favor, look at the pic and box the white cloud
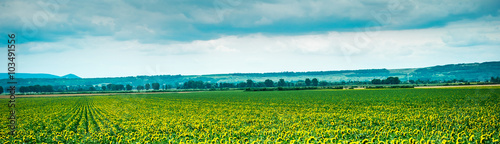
[2,0,499,78]
[12,14,499,78]
[3,0,499,44]
[441,16,500,47]
[91,16,115,30]
[189,9,223,24]
[254,17,272,25]
[136,24,155,34]
[442,30,490,47]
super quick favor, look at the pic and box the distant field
[1,87,499,143]
[415,84,500,89]
[0,91,198,99]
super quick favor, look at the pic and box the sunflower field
[1,87,499,143]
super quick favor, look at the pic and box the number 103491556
[8,34,15,78]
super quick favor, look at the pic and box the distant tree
[319,81,329,86]
[218,82,225,88]
[296,81,306,86]
[256,82,266,87]
[114,84,125,90]
[381,79,387,84]
[395,77,401,84]
[409,80,415,84]
[278,79,286,87]
[18,85,54,93]
[28,86,33,92]
[220,82,235,88]
[196,81,204,89]
[386,77,400,84]
[89,86,96,91]
[237,82,247,88]
[264,79,274,87]
[38,85,43,92]
[152,83,160,90]
[41,85,47,92]
[101,86,107,91]
[0,86,3,94]
[371,79,382,84]
[33,85,41,92]
[19,86,27,93]
[145,83,151,90]
[492,77,500,83]
[126,84,133,90]
[246,79,254,87]
[305,78,311,86]
[42,85,54,92]
[137,85,144,91]
[182,80,205,89]
[205,82,213,89]
[166,84,173,89]
[107,84,113,91]
[312,78,319,86]
[183,81,190,89]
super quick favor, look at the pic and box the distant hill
[0,73,81,79]
[0,61,499,87]
[61,74,81,79]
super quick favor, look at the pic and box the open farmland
[1,87,499,143]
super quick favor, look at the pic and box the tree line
[491,77,500,83]
[371,77,401,84]
[7,76,499,93]
[19,85,54,93]
[182,78,324,89]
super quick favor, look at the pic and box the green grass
[1,87,499,143]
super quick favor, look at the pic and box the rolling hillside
[1,61,499,87]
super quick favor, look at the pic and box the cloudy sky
[1,0,499,78]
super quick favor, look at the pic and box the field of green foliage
[1,87,499,143]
